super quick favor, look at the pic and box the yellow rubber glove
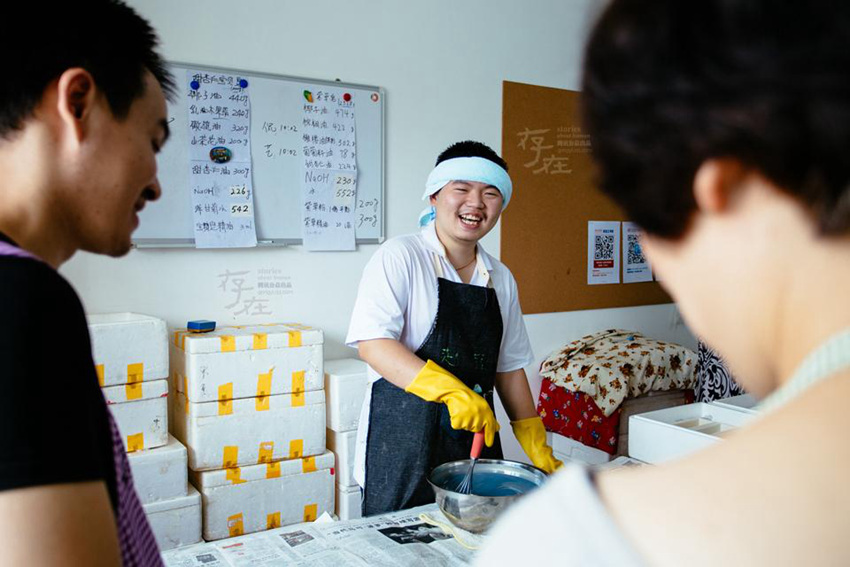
[405,360,500,447]
[511,416,563,474]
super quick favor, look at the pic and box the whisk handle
[470,431,485,459]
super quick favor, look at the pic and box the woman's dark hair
[581,0,850,238]
[436,140,509,172]
[1,0,175,138]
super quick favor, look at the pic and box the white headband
[418,157,513,227]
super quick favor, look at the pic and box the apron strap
[430,251,493,289]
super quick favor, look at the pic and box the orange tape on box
[218,383,233,415]
[258,441,274,464]
[289,439,304,459]
[266,462,281,479]
[127,433,144,453]
[267,512,281,530]
[291,371,305,407]
[220,335,236,352]
[228,514,244,537]
[303,504,318,522]
[223,446,239,469]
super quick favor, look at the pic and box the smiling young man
[347,141,561,515]
[0,2,173,565]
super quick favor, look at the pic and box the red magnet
[370,92,379,102]
[343,93,352,102]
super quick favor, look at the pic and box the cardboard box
[103,378,168,452]
[88,312,168,387]
[127,434,188,505]
[190,451,335,541]
[628,403,754,464]
[546,431,611,466]
[172,390,326,471]
[171,323,324,404]
[324,358,368,432]
[336,483,362,521]
[144,484,202,551]
[327,429,357,487]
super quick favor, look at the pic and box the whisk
[456,430,485,494]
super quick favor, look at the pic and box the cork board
[500,81,670,314]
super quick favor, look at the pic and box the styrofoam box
[336,483,362,521]
[324,358,368,432]
[127,434,188,505]
[327,429,357,487]
[171,323,323,404]
[104,378,168,452]
[628,402,755,464]
[144,484,202,551]
[172,390,326,471]
[710,393,759,414]
[88,313,168,387]
[190,451,335,541]
[546,431,611,466]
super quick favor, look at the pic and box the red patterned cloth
[537,377,622,454]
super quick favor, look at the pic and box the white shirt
[474,466,646,566]
[345,223,535,486]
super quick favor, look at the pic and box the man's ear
[692,158,747,214]
[55,68,98,140]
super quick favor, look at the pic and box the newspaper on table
[162,503,486,567]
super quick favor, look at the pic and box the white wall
[62,0,696,462]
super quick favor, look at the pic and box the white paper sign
[622,222,653,283]
[186,70,257,248]
[300,87,358,251]
[587,221,621,285]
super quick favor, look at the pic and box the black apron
[363,255,504,516]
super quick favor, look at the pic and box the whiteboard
[133,62,385,247]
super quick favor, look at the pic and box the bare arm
[357,338,427,389]
[495,368,539,422]
[0,481,122,566]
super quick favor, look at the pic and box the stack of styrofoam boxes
[88,313,201,550]
[324,359,369,521]
[128,436,202,550]
[170,323,334,541]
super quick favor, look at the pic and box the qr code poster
[587,221,620,285]
[623,222,653,283]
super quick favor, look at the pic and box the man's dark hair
[436,140,509,172]
[581,0,850,238]
[1,0,175,138]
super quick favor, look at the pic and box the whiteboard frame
[133,61,385,248]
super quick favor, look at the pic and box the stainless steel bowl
[427,459,547,534]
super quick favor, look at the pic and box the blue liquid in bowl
[442,471,539,497]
